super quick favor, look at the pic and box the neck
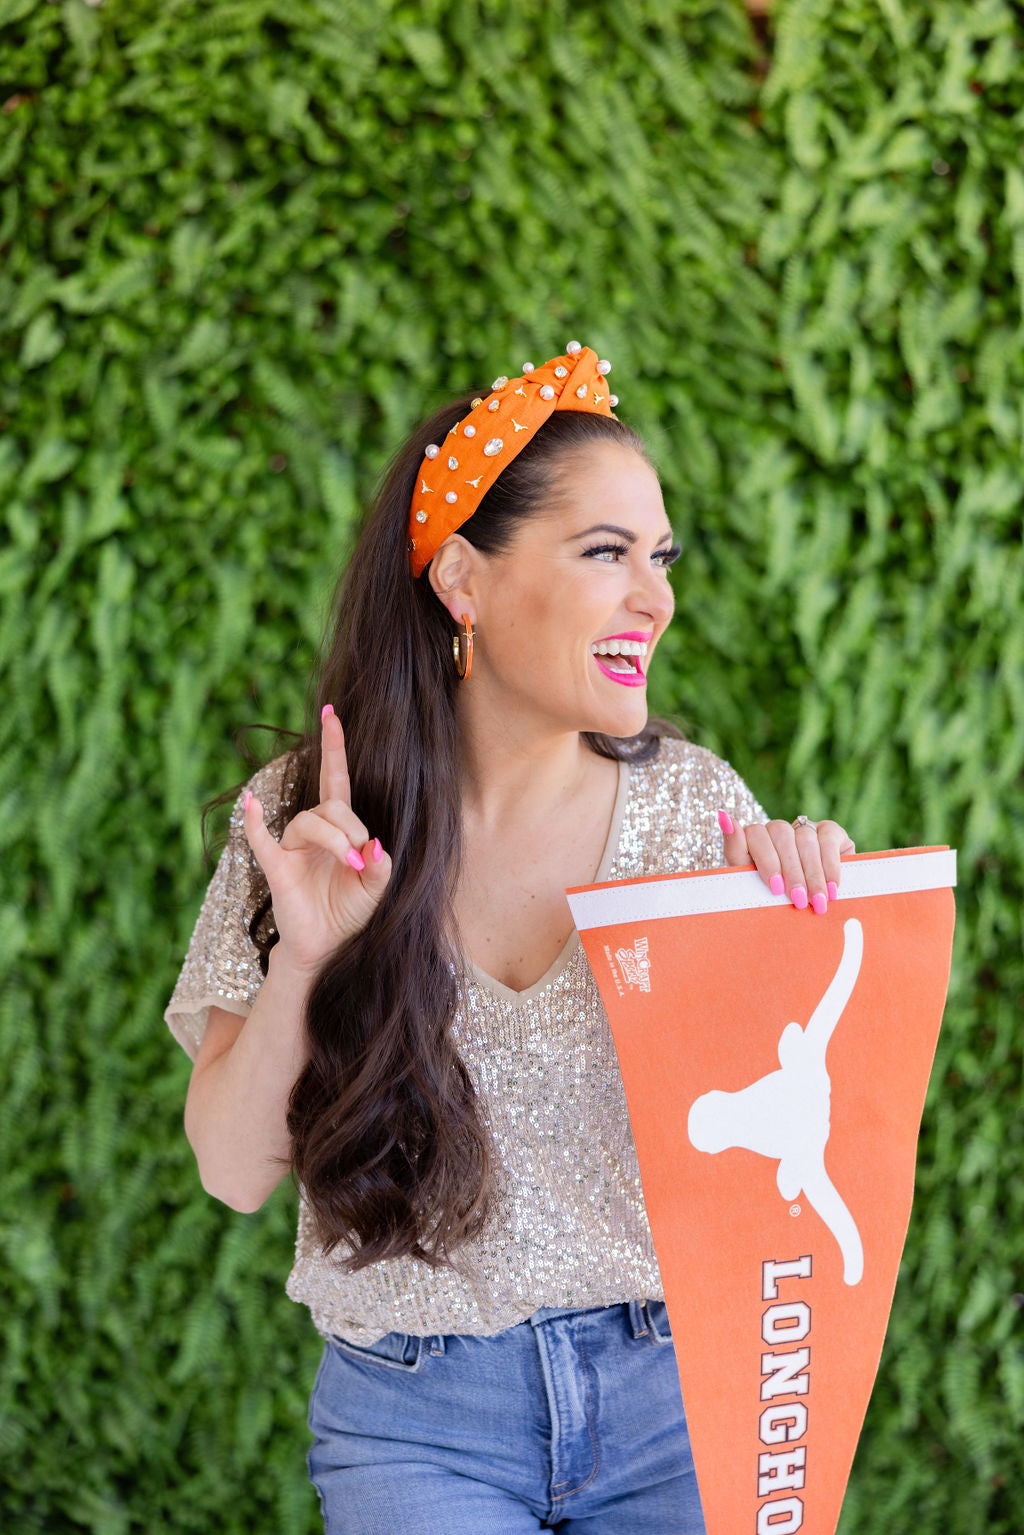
[455,699,595,827]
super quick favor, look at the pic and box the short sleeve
[163,753,291,1060]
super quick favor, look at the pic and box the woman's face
[469,442,679,742]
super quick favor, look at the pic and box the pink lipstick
[591,630,652,687]
[594,659,648,687]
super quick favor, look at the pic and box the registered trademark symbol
[790,1204,801,1217]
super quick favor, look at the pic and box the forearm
[184,946,315,1212]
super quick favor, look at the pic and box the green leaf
[22,436,80,490]
[19,309,64,368]
[0,0,38,26]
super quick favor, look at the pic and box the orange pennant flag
[567,847,957,1535]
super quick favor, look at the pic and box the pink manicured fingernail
[372,838,383,863]
[769,874,785,896]
[827,880,838,902]
[346,848,365,872]
[812,892,827,915]
[717,810,735,835]
[243,790,252,810]
[321,703,335,722]
[791,885,808,910]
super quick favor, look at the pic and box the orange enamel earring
[453,614,473,681]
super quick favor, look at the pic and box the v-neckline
[464,757,631,1006]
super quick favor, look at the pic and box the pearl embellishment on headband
[408,343,620,578]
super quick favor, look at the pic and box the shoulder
[636,735,753,803]
[622,735,767,874]
[250,749,300,807]
[666,736,766,822]
[227,749,303,833]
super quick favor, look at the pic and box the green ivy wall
[2,0,1020,1529]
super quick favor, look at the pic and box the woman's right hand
[241,705,392,977]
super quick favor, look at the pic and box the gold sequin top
[165,736,766,1344]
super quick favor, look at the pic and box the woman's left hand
[717,811,856,914]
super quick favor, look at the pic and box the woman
[166,342,854,1533]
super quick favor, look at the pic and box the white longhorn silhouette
[687,917,865,1286]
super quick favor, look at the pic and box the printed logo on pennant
[567,848,956,1535]
[614,934,651,992]
[688,916,864,1287]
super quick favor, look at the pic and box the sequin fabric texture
[165,737,767,1344]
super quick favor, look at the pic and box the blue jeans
[307,1299,707,1533]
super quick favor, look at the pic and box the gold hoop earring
[453,614,473,681]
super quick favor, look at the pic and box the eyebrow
[567,523,674,545]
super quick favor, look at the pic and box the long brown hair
[218,399,679,1271]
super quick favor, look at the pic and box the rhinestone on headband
[408,343,619,579]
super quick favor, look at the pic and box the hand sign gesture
[241,705,392,977]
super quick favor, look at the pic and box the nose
[626,558,675,627]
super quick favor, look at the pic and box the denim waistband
[425,1298,668,1356]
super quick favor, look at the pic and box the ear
[428,534,479,625]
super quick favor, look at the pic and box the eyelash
[582,541,681,568]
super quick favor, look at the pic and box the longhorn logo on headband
[687,917,865,1285]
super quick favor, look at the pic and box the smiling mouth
[590,639,649,686]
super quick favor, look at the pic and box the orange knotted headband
[407,341,619,578]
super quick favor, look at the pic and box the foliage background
[2,0,1021,1529]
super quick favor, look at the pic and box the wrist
[267,940,325,988]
